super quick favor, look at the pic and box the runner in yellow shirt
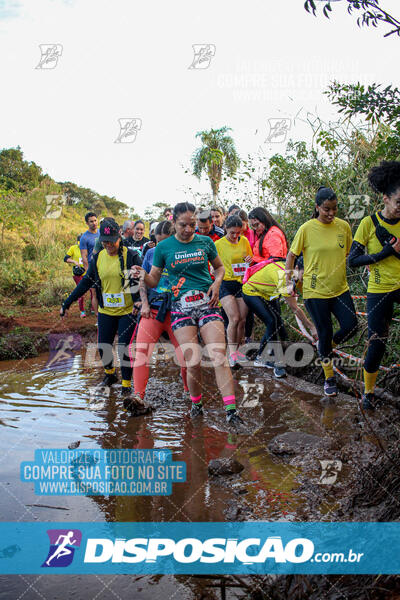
[215,214,253,368]
[64,235,87,317]
[242,260,317,378]
[60,219,145,413]
[348,161,400,409]
[286,186,358,396]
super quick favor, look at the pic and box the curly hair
[368,160,400,197]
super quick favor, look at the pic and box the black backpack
[370,213,400,260]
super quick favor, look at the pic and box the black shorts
[219,280,243,299]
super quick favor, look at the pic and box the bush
[0,327,47,360]
[0,262,35,294]
[36,275,75,306]
[22,244,38,261]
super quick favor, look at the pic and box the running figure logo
[42,529,82,568]
[188,44,216,70]
[319,459,342,485]
[44,333,81,371]
[35,44,63,69]
[114,118,142,143]
[266,118,291,143]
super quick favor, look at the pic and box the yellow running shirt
[354,212,400,293]
[97,247,134,316]
[242,261,289,300]
[66,244,84,272]
[215,235,252,282]
[290,217,352,299]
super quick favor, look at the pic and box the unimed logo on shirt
[174,250,204,260]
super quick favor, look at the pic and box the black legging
[365,288,400,373]
[242,294,286,357]
[304,290,358,360]
[245,311,254,338]
[97,312,137,381]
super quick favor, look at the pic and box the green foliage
[0,146,44,192]
[0,262,36,294]
[143,202,171,221]
[191,127,240,199]
[304,0,400,38]
[326,81,400,126]
[22,244,37,261]
[0,189,26,239]
[36,275,74,306]
[60,181,129,216]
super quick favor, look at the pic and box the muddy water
[0,349,361,599]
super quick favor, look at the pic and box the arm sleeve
[64,246,73,262]
[347,240,394,267]
[62,261,97,309]
[289,226,305,257]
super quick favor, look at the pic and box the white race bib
[232,262,247,278]
[103,292,126,308]
[78,257,83,265]
[180,290,209,309]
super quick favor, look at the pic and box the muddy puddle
[0,347,384,598]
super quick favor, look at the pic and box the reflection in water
[0,350,357,597]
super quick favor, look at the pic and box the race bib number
[232,262,247,278]
[180,290,209,309]
[78,257,83,265]
[103,292,126,308]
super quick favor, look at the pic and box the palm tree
[191,126,240,203]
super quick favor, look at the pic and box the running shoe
[229,353,237,368]
[273,365,287,378]
[253,356,274,368]
[226,409,244,428]
[190,403,204,418]
[121,386,132,396]
[362,393,376,410]
[123,393,151,415]
[101,373,118,387]
[80,311,86,318]
[324,377,337,396]
[229,352,242,369]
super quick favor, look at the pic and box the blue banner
[0,522,399,574]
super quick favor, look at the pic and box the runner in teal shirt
[152,233,217,300]
[130,202,244,429]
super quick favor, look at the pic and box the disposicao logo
[42,529,82,568]
[83,536,314,564]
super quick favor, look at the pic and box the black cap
[99,218,120,242]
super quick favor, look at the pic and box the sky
[0,0,399,215]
